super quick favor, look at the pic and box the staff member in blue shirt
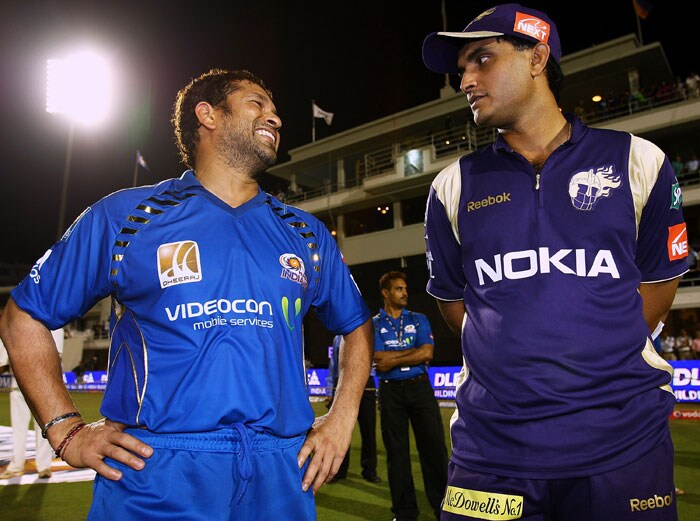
[326,334,381,483]
[373,270,448,521]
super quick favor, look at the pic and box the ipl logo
[568,165,621,211]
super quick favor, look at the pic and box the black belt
[381,373,428,386]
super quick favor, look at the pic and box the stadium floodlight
[46,49,114,127]
[46,48,115,239]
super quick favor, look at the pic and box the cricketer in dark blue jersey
[0,68,373,521]
[422,4,686,520]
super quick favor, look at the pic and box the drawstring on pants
[231,423,253,506]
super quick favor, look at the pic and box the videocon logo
[281,296,302,330]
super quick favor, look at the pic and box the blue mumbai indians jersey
[13,171,370,437]
[425,115,688,479]
[373,308,433,381]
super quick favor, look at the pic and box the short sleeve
[425,161,466,301]
[415,313,434,346]
[11,203,116,330]
[632,137,689,282]
[309,221,371,334]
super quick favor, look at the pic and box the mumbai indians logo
[157,241,202,289]
[568,165,622,211]
[279,253,308,289]
[281,296,302,331]
[671,181,682,210]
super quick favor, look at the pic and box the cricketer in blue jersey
[422,4,686,520]
[0,68,373,520]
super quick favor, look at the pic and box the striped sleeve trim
[431,160,463,244]
[628,134,665,238]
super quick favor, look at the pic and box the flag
[136,150,149,171]
[312,103,334,125]
[633,0,652,19]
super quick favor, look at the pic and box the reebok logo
[667,223,688,261]
[629,492,674,512]
[467,192,511,212]
[157,241,202,289]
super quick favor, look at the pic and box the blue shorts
[441,432,678,521]
[88,427,316,521]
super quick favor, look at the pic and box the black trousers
[337,375,378,478]
[379,376,448,521]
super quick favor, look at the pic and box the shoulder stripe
[628,135,665,236]
[431,160,462,244]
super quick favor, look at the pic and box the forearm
[330,319,373,428]
[638,278,681,333]
[374,344,433,371]
[437,299,465,336]
[0,298,81,447]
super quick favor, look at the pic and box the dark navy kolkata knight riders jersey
[425,115,688,479]
[13,171,370,436]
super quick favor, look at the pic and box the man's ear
[195,101,216,130]
[530,42,550,77]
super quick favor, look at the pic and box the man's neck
[383,305,404,319]
[194,158,260,208]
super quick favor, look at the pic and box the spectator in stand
[686,243,699,276]
[671,155,685,179]
[686,71,700,98]
[684,153,699,176]
[654,80,674,105]
[633,88,652,109]
[675,328,693,360]
[691,330,700,360]
[660,330,677,361]
[674,76,687,100]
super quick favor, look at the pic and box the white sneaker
[0,468,23,479]
[38,469,52,479]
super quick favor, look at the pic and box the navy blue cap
[422,3,561,74]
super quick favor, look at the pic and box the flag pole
[311,99,316,143]
[441,0,450,89]
[635,8,643,45]
[133,153,139,187]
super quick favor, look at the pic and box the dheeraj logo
[157,241,202,289]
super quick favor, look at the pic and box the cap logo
[513,12,550,43]
[469,7,497,26]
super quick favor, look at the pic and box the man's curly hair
[171,68,273,169]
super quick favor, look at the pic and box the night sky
[1,1,695,265]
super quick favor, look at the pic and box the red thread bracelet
[55,422,87,459]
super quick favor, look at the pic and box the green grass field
[1,393,698,521]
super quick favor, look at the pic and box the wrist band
[55,422,87,459]
[41,412,82,439]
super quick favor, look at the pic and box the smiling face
[215,80,282,176]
